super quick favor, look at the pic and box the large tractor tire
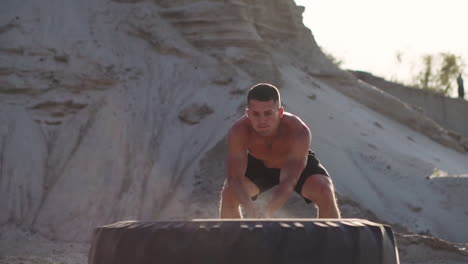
[89,218,399,264]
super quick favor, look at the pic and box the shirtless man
[219,83,340,218]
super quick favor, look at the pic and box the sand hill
[1,0,467,263]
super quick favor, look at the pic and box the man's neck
[262,124,282,141]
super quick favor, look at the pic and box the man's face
[246,99,284,136]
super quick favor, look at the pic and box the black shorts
[245,150,329,204]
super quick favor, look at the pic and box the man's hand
[245,205,272,218]
[263,208,273,218]
[258,210,272,218]
[244,202,257,218]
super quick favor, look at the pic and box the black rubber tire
[89,218,399,264]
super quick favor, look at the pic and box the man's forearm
[226,153,254,211]
[230,178,255,211]
[265,179,295,216]
[265,164,303,217]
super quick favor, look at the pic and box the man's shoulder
[282,112,310,133]
[227,116,250,149]
[282,113,311,151]
[229,116,250,136]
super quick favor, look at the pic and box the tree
[416,54,433,90]
[412,52,465,95]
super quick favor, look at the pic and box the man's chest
[247,137,291,167]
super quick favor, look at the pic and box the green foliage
[417,55,433,90]
[412,52,465,95]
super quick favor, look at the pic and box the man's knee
[302,175,336,205]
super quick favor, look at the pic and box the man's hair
[247,83,281,107]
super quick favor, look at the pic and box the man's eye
[265,112,272,116]
[252,113,259,117]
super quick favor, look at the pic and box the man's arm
[225,124,256,215]
[264,126,311,217]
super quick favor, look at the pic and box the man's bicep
[280,128,310,183]
[288,127,311,164]
[226,126,248,179]
[227,125,248,153]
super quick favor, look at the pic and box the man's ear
[246,108,250,117]
[278,107,284,118]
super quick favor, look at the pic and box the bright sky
[294,0,468,88]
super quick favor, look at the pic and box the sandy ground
[0,226,88,264]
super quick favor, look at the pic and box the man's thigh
[299,174,334,203]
